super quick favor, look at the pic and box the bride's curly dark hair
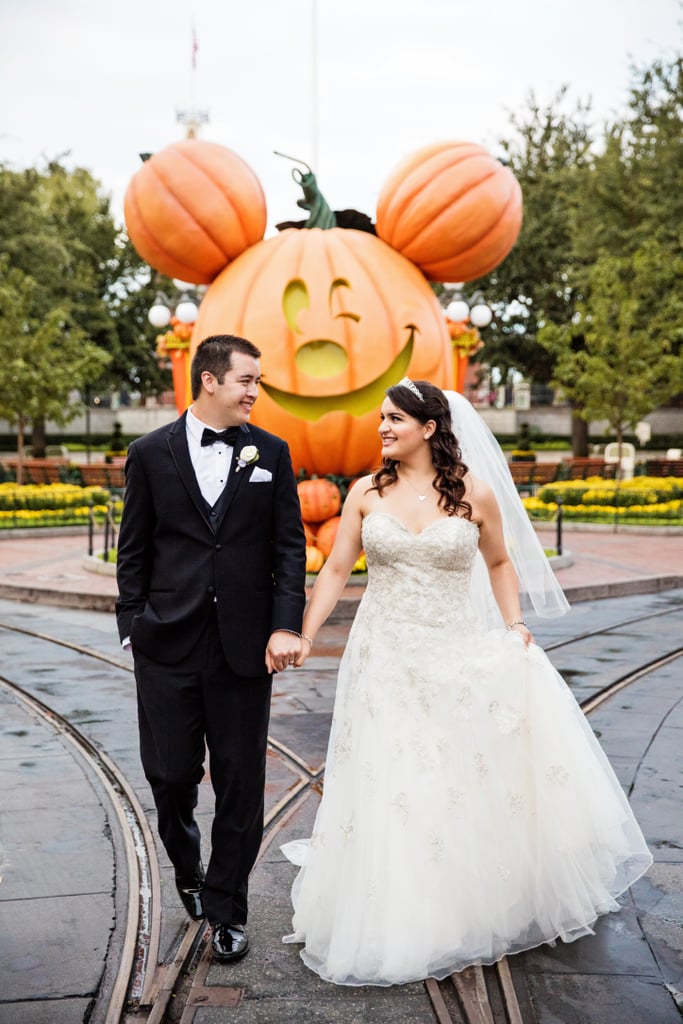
[371,381,472,518]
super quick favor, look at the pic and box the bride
[282,378,652,987]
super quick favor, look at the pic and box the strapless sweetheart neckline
[363,510,480,539]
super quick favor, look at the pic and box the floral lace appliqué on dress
[282,512,652,987]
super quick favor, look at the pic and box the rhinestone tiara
[397,377,424,401]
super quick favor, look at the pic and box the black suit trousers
[133,609,272,926]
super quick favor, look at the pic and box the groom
[116,334,307,963]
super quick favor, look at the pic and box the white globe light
[148,303,171,328]
[470,303,492,328]
[446,299,469,323]
[175,298,199,324]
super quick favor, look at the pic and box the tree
[577,56,683,262]
[538,242,683,459]
[0,158,170,453]
[538,53,683,451]
[467,51,683,455]
[0,257,111,481]
[469,88,595,386]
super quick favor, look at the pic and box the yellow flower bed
[0,483,121,528]
[524,476,683,524]
[0,482,110,511]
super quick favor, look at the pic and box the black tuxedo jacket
[115,414,306,676]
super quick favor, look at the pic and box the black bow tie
[201,426,240,447]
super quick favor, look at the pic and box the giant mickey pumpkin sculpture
[125,140,522,477]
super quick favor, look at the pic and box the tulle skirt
[282,630,652,986]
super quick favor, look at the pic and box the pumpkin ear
[375,141,522,283]
[124,139,267,285]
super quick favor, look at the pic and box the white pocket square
[249,467,272,483]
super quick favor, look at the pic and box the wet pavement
[0,526,682,1023]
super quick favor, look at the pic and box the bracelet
[277,628,314,646]
[507,619,527,630]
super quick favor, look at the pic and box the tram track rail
[543,601,683,653]
[0,672,160,1023]
[1,605,682,1024]
[0,620,327,1024]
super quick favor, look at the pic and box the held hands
[265,630,312,673]
[294,633,313,668]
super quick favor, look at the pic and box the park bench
[644,458,683,477]
[3,458,71,484]
[508,461,561,495]
[561,457,617,480]
[530,463,561,486]
[78,464,126,490]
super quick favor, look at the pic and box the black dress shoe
[211,923,250,962]
[175,863,205,921]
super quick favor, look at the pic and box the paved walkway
[1,528,683,1023]
[0,525,681,611]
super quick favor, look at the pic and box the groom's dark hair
[190,334,262,399]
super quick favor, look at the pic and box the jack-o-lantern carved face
[124,141,523,475]
[189,227,452,476]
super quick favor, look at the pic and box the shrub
[0,483,121,529]
[525,476,683,525]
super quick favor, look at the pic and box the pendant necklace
[400,474,433,502]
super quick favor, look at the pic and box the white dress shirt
[186,407,235,507]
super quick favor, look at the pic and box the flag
[192,26,198,70]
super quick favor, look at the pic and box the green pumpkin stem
[274,151,336,229]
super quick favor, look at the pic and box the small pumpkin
[315,515,342,558]
[124,140,267,285]
[298,479,342,524]
[303,522,318,546]
[375,141,522,283]
[305,545,325,574]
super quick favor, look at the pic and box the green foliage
[0,254,111,429]
[0,157,171,436]
[470,88,594,382]
[539,242,683,439]
[462,51,683,427]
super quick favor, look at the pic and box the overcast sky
[2,0,681,236]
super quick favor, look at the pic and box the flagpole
[191,23,198,113]
[311,0,319,170]
[177,24,209,140]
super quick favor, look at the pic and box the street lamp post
[148,282,202,414]
[443,284,493,395]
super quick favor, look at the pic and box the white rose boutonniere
[236,445,259,472]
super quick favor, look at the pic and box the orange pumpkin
[305,545,325,573]
[315,515,342,557]
[190,227,452,476]
[303,522,318,545]
[375,141,522,283]
[172,322,193,340]
[298,479,342,524]
[124,140,267,285]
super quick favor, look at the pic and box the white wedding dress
[282,512,652,986]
